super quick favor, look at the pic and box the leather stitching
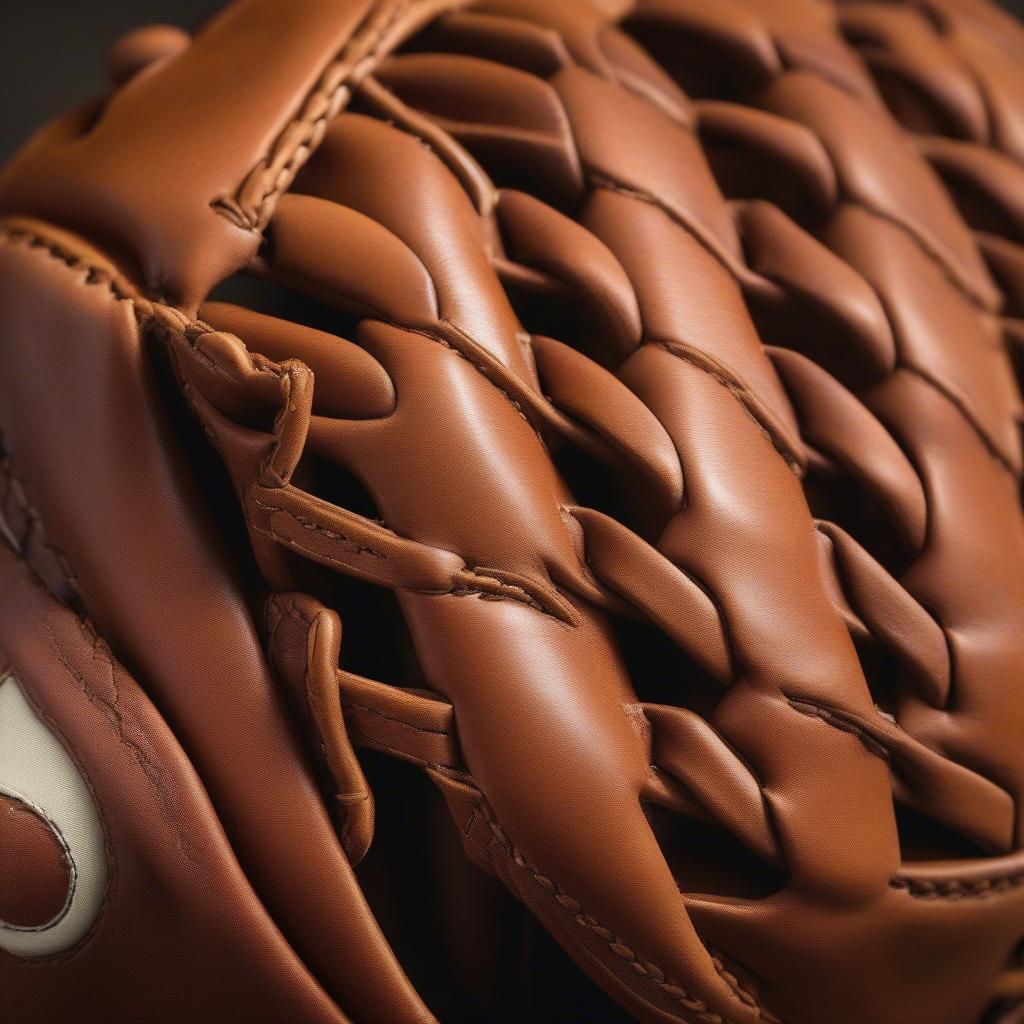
[259,501,389,560]
[471,798,781,1024]
[344,699,451,739]
[785,695,891,760]
[706,947,782,1024]
[586,171,741,282]
[653,339,805,474]
[890,873,1024,899]
[853,265,1018,473]
[253,498,572,622]
[212,0,411,231]
[42,604,190,861]
[0,457,81,596]
[0,226,136,305]
[0,224,196,861]
[852,192,995,313]
[0,792,77,935]
[902,362,1017,474]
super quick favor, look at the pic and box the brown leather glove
[1,2,1023,1023]
[833,0,1024,400]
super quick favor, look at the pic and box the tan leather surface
[0,1,1022,1022]
[833,0,1024,411]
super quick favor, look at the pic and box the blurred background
[3,0,1024,160]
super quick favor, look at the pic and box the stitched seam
[388,318,547,442]
[0,792,77,934]
[252,500,568,621]
[891,873,1024,899]
[162,342,229,459]
[706,947,782,1024]
[455,566,571,621]
[785,696,890,760]
[0,459,80,594]
[473,800,775,1024]
[344,699,451,738]
[0,227,136,305]
[852,265,1018,476]
[157,321,306,491]
[903,363,1016,473]
[212,0,409,231]
[653,340,804,473]
[0,225,194,861]
[348,728,438,765]
[271,599,371,854]
[0,224,169,365]
[254,509,561,614]
[586,171,741,285]
[266,598,366,819]
[41,618,190,859]
[255,498,388,559]
[449,579,564,620]
[854,193,994,313]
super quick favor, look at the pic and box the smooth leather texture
[0,2,1022,1022]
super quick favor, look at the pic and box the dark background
[3,1,225,160]
[3,0,1024,162]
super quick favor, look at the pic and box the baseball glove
[1,2,1023,1023]
[832,0,1024,406]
